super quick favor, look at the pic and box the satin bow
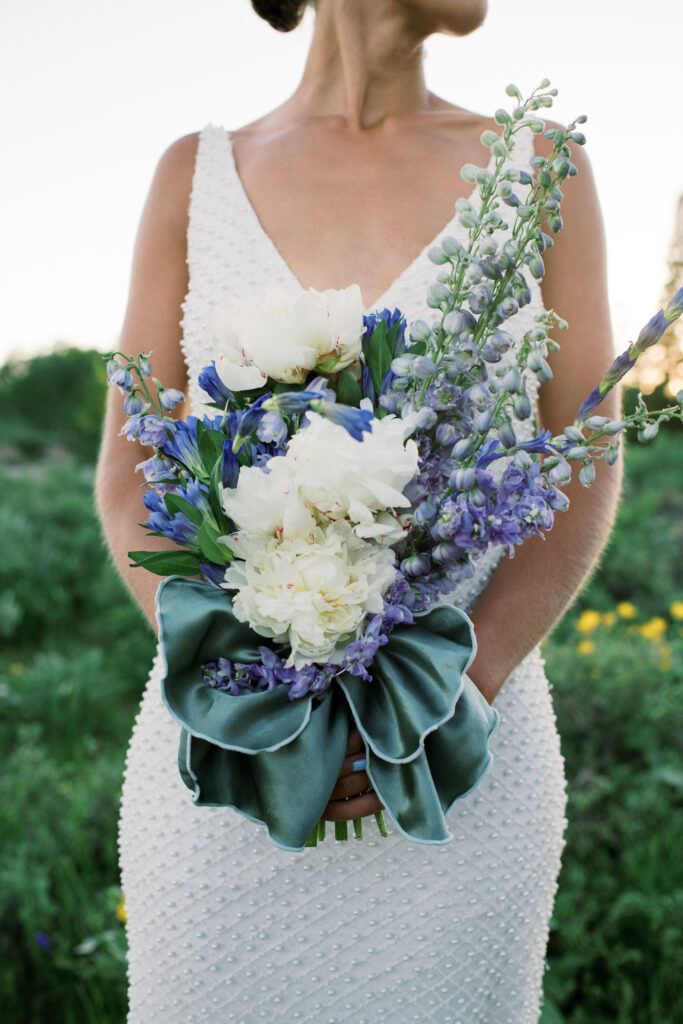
[157,576,499,852]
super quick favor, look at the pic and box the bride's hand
[321,726,384,821]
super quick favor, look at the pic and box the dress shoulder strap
[186,125,235,267]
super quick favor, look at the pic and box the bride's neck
[290,0,434,132]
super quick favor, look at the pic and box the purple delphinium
[202,585,414,698]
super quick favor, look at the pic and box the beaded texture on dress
[119,124,568,1024]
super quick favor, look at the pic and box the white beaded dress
[118,124,568,1024]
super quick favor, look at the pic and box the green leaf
[336,370,362,407]
[197,520,232,564]
[163,492,204,527]
[208,456,230,530]
[197,427,224,468]
[366,319,393,394]
[128,549,202,577]
[407,340,427,356]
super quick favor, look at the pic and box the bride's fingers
[336,749,368,782]
[344,725,364,758]
[322,790,384,822]
[328,769,370,801]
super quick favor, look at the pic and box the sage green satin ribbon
[156,576,499,852]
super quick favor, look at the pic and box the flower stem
[353,818,363,841]
[375,811,389,838]
[335,820,349,841]
[304,824,319,848]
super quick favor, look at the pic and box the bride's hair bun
[250,0,311,32]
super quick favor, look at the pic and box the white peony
[211,285,365,389]
[220,458,315,548]
[211,305,269,392]
[222,520,396,668]
[285,410,419,541]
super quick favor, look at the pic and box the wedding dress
[118,124,567,1024]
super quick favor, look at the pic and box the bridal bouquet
[107,81,683,852]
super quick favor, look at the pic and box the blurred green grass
[0,350,681,1022]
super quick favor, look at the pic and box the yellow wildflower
[576,639,596,655]
[658,644,673,672]
[115,894,127,924]
[670,601,683,620]
[601,612,617,627]
[576,610,602,634]
[616,602,637,619]
[9,663,22,676]
[639,617,667,641]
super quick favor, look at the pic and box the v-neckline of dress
[223,128,489,312]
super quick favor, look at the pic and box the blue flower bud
[107,363,135,394]
[564,444,588,461]
[159,387,185,411]
[414,407,438,431]
[450,467,476,492]
[138,356,152,378]
[466,382,491,406]
[548,460,572,485]
[458,213,480,230]
[494,108,512,124]
[563,425,585,442]
[391,355,414,378]
[413,499,437,527]
[432,542,461,567]
[124,393,146,415]
[256,410,287,444]
[579,462,596,487]
[221,440,239,489]
[428,283,452,306]
[474,408,495,433]
[452,436,475,460]
[436,422,457,446]
[442,236,466,258]
[498,297,520,319]
[503,367,523,393]
[400,554,431,577]
[637,422,659,443]
[513,394,532,419]
[480,341,503,363]
[527,255,545,280]
[513,450,533,469]
[411,356,437,379]
[499,419,517,448]
[411,319,432,344]
[428,246,449,265]
[469,286,494,314]
[516,204,535,221]
[468,485,488,507]
[548,488,570,512]
[443,310,476,336]
[605,444,620,465]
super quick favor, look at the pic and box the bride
[96,1,621,1020]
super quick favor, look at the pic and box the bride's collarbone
[229,118,497,304]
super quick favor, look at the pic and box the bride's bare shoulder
[151,132,200,195]
[139,131,201,234]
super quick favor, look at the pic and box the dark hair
[250,0,310,32]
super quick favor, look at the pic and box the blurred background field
[0,347,681,1023]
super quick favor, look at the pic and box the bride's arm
[467,135,623,704]
[95,134,199,631]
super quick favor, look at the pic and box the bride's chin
[404,0,488,37]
